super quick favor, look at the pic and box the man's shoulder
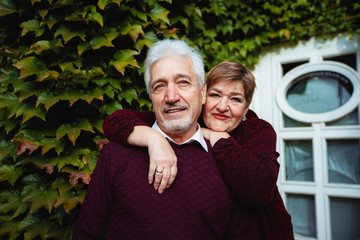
[102,140,126,152]
[102,141,148,158]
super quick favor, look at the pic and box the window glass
[326,108,359,126]
[285,140,314,181]
[324,53,357,71]
[330,197,360,240]
[283,113,312,127]
[287,194,317,238]
[286,71,353,114]
[282,61,308,76]
[327,139,360,184]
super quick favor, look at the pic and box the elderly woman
[103,61,294,240]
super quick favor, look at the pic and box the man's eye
[178,80,189,85]
[154,84,165,90]
[208,93,220,98]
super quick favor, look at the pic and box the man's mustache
[161,102,189,113]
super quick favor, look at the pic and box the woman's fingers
[167,165,177,188]
[150,163,177,193]
[153,166,163,191]
[147,137,178,193]
[148,163,157,184]
[157,166,170,194]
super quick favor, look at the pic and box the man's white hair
[144,39,205,95]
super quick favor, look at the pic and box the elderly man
[73,40,260,240]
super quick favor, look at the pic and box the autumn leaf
[69,172,90,187]
[95,139,109,151]
[39,165,54,175]
[11,138,38,155]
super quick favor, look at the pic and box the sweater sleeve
[102,109,156,144]
[212,120,280,208]
[72,144,114,239]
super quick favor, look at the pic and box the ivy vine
[0,0,359,239]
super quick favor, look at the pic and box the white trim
[276,61,360,123]
[255,34,360,240]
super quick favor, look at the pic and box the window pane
[324,53,357,71]
[285,140,314,181]
[282,60,308,76]
[330,197,360,240]
[326,108,359,126]
[283,114,312,127]
[327,139,360,184]
[286,71,353,114]
[287,194,317,238]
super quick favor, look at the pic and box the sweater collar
[152,121,208,152]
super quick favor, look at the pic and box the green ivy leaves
[110,49,140,74]
[0,0,359,239]
[0,0,16,16]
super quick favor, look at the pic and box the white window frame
[253,34,360,240]
[276,61,360,123]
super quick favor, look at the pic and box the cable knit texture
[73,141,262,240]
[102,109,294,240]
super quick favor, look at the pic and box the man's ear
[201,83,207,105]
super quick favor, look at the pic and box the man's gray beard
[162,114,192,133]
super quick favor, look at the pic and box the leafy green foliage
[0,0,359,239]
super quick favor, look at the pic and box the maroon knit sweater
[102,109,294,240]
[73,141,262,240]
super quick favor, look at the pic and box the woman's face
[203,80,248,132]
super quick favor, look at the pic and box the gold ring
[156,168,163,174]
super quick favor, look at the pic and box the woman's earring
[242,116,247,122]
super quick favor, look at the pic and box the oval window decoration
[276,61,360,123]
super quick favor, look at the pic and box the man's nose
[216,97,228,112]
[165,84,180,103]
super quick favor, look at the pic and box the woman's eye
[231,97,242,103]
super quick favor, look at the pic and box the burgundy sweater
[102,109,294,240]
[73,141,261,240]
